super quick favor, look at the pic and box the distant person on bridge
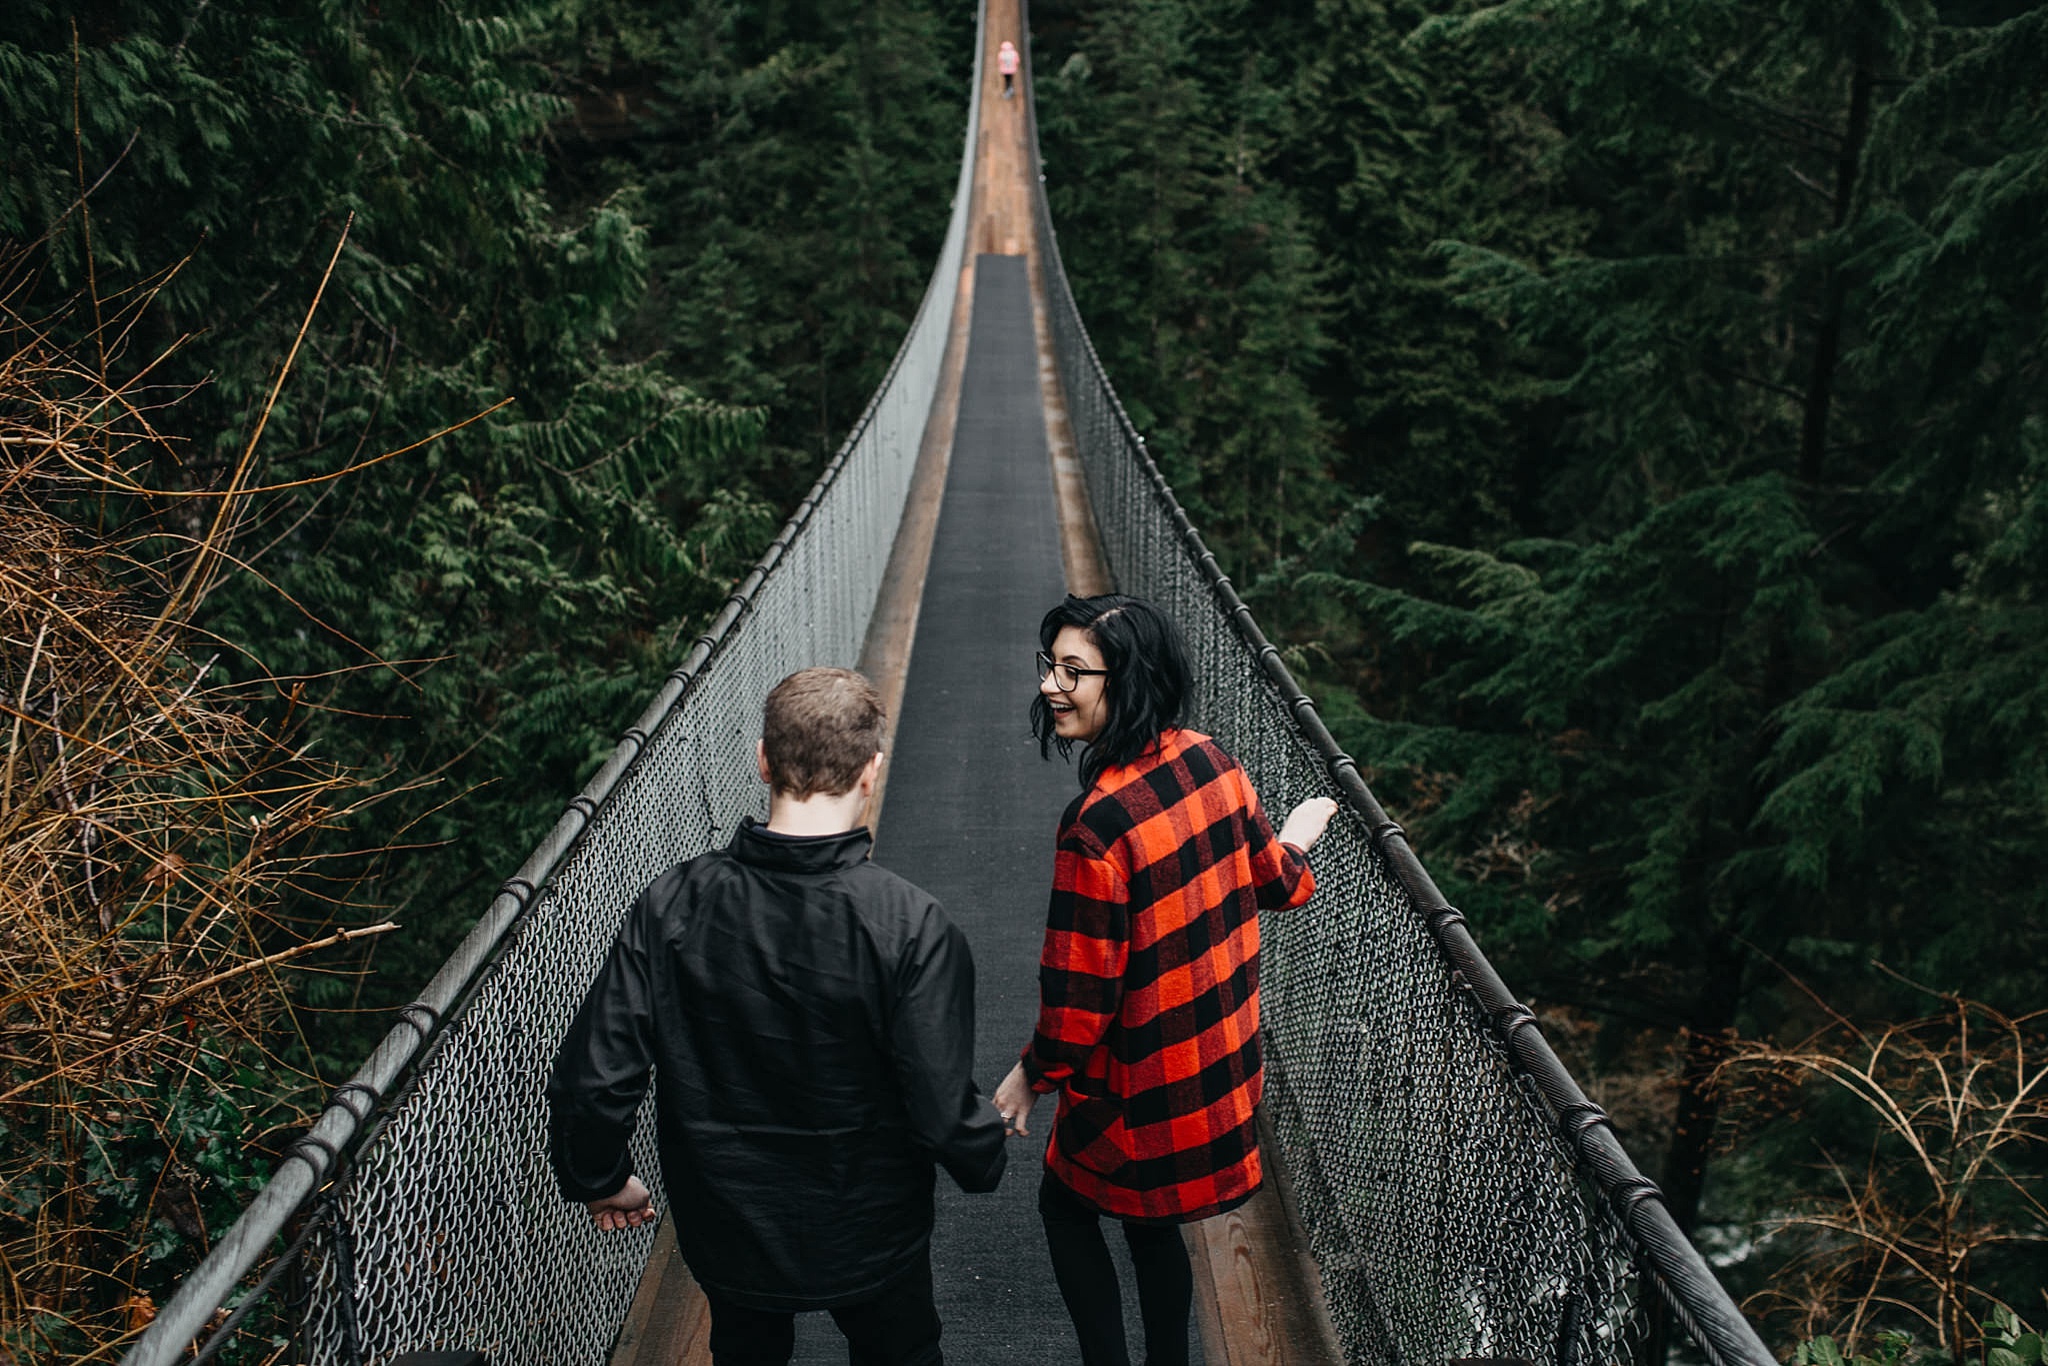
[998,39,1019,98]
[548,667,1007,1366]
[993,595,1338,1366]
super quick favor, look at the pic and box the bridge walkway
[611,2,1338,1362]
[821,246,1084,1361]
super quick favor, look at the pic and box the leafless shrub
[1715,994,2048,1363]
[0,240,437,1359]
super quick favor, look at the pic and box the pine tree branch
[1784,163,1837,208]
[1690,65,1845,147]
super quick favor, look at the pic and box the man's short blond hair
[761,668,885,798]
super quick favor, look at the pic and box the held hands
[994,1061,1036,1137]
[588,1175,657,1232]
[1278,796,1340,853]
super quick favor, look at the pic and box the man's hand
[587,1175,657,1232]
[1278,796,1339,853]
[994,1061,1037,1137]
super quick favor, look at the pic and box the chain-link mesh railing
[123,7,987,1364]
[1016,11,1772,1366]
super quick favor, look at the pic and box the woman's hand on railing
[1278,797,1339,854]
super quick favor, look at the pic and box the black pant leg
[704,1293,798,1366]
[1039,1172,1132,1366]
[830,1252,944,1366]
[1121,1219,1194,1366]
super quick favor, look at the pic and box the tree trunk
[1659,938,1747,1234]
[1798,32,1878,486]
[1637,936,1748,1366]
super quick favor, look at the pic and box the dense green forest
[2,0,2043,1357]
[0,0,968,1349]
[3,0,972,1023]
[1033,0,2046,1347]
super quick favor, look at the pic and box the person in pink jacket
[998,39,1020,98]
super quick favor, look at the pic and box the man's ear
[859,750,884,796]
[756,739,773,787]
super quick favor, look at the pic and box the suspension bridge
[127,4,1778,1365]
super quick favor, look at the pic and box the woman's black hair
[1030,594,1196,790]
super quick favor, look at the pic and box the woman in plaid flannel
[993,594,1337,1366]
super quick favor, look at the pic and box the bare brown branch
[1716,998,2048,1361]
[0,256,436,1353]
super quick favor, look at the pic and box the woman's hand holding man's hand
[1278,796,1339,853]
[994,1061,1036,1137]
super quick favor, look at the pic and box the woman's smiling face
[1040,626,1111,744]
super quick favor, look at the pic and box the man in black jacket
[548,667,1006,1365]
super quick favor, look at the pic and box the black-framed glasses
[1036,650,1111,693]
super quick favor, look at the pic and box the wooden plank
[858,0,1004,837]
[975,0,1030,257]
[1024,189,1111,598]
[1182,1116,1348,1366]
[856,248,977,843]
[608,1223,711,1366]
[992,0,1110,598]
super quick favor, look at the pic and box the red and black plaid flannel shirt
[1020,728,1315,1221]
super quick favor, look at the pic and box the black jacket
[547,819,1006,1309]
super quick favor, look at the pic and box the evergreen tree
[1310,0,2048,1286]
[1037,0,1340,568]
[1,0,974,1048]
[565,0,971,482]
